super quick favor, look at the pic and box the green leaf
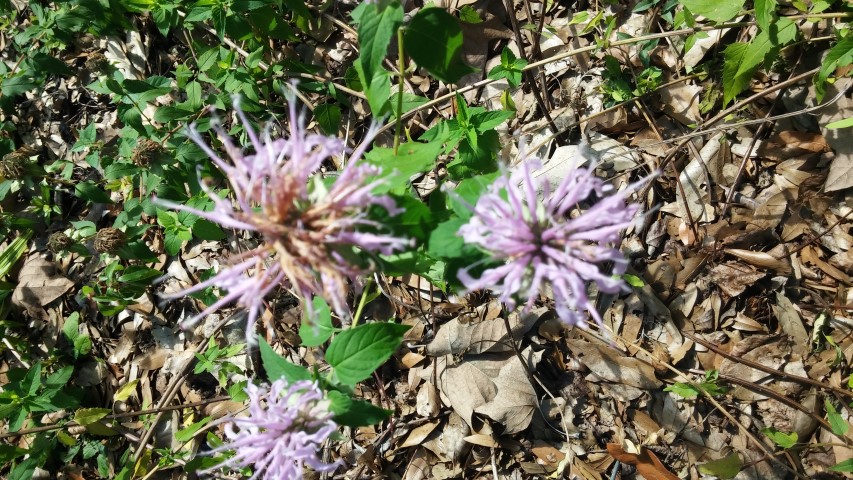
[698,452,741,479]
[0,232,32,279]
[191,219,226,241]
[258,337,311,383]
[326,322,410,386]
[428,217,467,259]
[404,8,478,84]
[664,382,700,399]
[722,18,797,105]
[22,362,42,396]
[816,34,853,101]
[826,399,849,436]
[622,274,645,287]
[299,297,336,347]
[0,445,28,463]
[73,408,111,426]
[679,0,744,23]
[175,416,212,442]
[364,141,442,194]
[63,312,81,342]
[830,458,853,472]
[75,181,114,204]
[45,366,74,389]
[762,427,797,448]
[117,266,162,283]
[353,2,403,85]
[754,0,777,31]
[826,117,853,129]
[314,104,341,135]
[328,390,392,427]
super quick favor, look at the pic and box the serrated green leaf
[73,408,111,426]
[327,322,410,386]
[45,366,74,389]
[328,390,392,427]
[299,297,336,347]
[679,0,744,23]
[698,451,741,479]
[722,42,750,106]
[354,2,403,88]
[63,312,81,342]
[314,103,341,136]
[75,181,114,204]
[364,141,442,194]
[428,217,467,259]
[723,18,797,105]
[404,8,478,84]
[754,0,777,31]
[258,338,311,383]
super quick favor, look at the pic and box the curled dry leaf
[567,339,662,389]
[425,307,543,356]
[606,443,680,480]
[707,263,766,297]
[11,254,74,313]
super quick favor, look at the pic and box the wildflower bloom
[204,379,341,479]
[456,145,648,329]
[158,96,408,343]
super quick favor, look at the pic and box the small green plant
[665,370,728,399]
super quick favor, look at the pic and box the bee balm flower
[158,95,409,343]
[457,149,648,329]
[204,379,340,480]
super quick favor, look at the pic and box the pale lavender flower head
[204,379,341,480]
[158,94,409,343]
[457,145,649,329]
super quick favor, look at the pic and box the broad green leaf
[816,34,853,101]
[679,0,744,23]
[45,366,74,389]
[622,274,646,287]
[353,1,403,104]
[0,445,28,463]
[826,399,849,436]
[328,390,392,427]
[75,181,114,204]
[723,18,797,105]
[364,141,442,194]
[22,362,42,396]
[664,382,700,399]
[754,0,777,31]
[299,297,336,347]
[258,337,311,383]
[314,103,341,135]
[449,172,499,218]
[698,452,741,479]
[327,322,410,386]
[73,408,111,426]
[63,312,81,342]
[117,266,162,283]
[428,217,467,259]
[762,427,797,448]
[722,42,750,106]
[113,380,139,402]
[404,8,478,84]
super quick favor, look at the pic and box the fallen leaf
[708,263,766,297]
[606,443,680,480]
[698,451,742,479]
[11,254,74,312]
[567,339,662,389]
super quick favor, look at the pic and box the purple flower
[204,379,341,480]
[456,147,649,329]
[158,95,409,343]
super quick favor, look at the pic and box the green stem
[351,276,374,328]
[393,26,405,155]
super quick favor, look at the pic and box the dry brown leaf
[724,248,792,274]
[399,421,440,449]
[801,245,853,285]
[425,307,542,356]
[707,263,766,297]
[567,339,662,389]
[772,292,809,356]
[11,254,74,312]
[819,79,853,192]
[719,335,808,401]
[606,443,680,480]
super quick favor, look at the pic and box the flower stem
[393,26,405,156]
[351,276,374,327]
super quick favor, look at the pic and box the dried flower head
[158,94,408,343]
[131,138,166,167]
[205,379,341,480]
[0,150,28,180]
[457,145,649,329]
[48,232,74,253]
[93,227,126,254]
